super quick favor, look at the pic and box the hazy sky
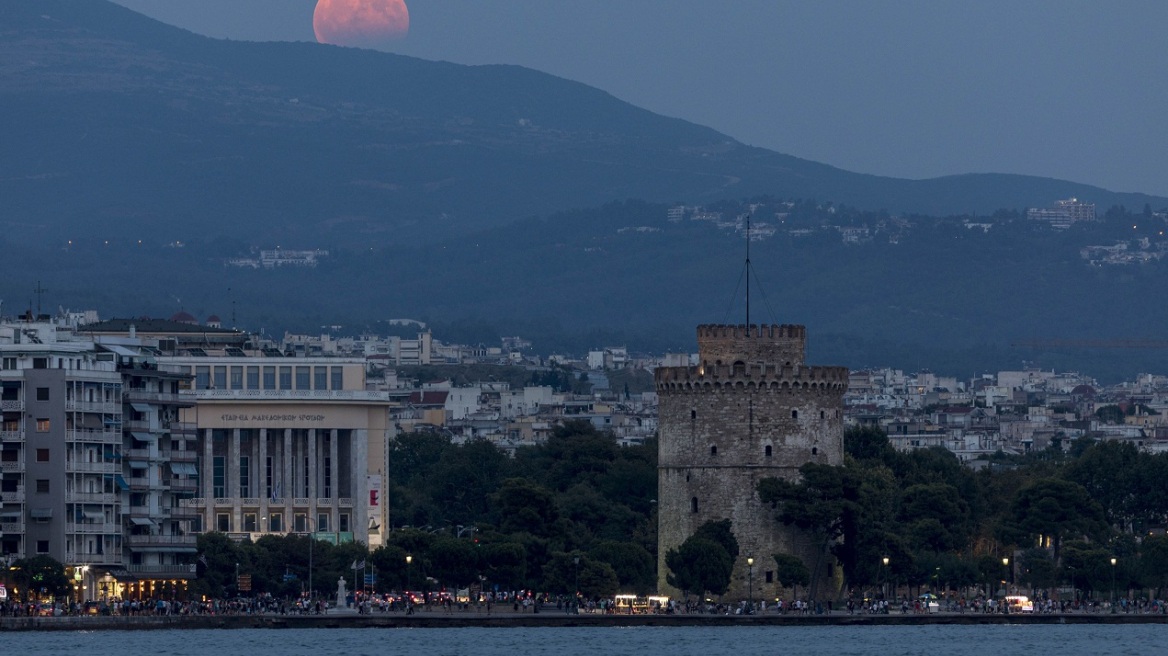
[110,0,1168,197]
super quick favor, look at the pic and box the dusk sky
[110,0,1168,197]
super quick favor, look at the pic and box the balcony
[65,400,120,414]
[126,448,161,461]
[0,430,23,441]
[168,505,200,518]
[67,553,123,565]
[170,450,198,463]
[69,462,117,474]
[169,421,198,435]
[0,460,25,472]
[1,399,24,411]
[179,498,206,508]
[124,389,195,407]
[127,477,155,490]
[126,534,197,549]
[66,429,120,443]
[1,488,25,503]
[67,522,117,534]
[125,419,157,433]
[170,479,198,492]
[188,389,396,403]
[0,521,24,534]
[338,497,354,508]
[66,491,118,503]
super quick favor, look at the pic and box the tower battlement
[695,323,806,367]
[655,363,848,390]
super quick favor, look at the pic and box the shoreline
[2,610,1165,631]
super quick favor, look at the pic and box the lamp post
[573,555,580,611]
[406,554,413,593]
[881,556,889,602]
[1001,557,1010,614]
[304,516,315,600]
[1110,557,1117,613]
[747,557,754,613]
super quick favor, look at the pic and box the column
[283,428,293,527]
[202,428,214,532]
[231,428,241,528]
[353,429,368,544]
[258,428,268,531]
[330,428,340,530]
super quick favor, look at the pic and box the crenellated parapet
[696,323,806,367]
[655,364,848,392]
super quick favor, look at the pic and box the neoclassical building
[161,356,393,548]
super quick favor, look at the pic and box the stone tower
[656,323,848,601]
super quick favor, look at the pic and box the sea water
[8,624,1161,656]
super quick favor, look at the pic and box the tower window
[691,497,699,513]
[710,445,717,456]
[820,410,825,419]
[812,447,818,456]
[691,409,697,420]
[765,571,774,583]
[765,445,772,457]
[791,410,798,419]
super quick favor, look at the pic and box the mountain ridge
[1,0,1164,248]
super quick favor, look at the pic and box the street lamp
[406,554,413,592]
[747,557,754,613]
[882,556,889,601]
[1000,557,1010,614]
[573,555,580,609]
[1110,557,1117,612]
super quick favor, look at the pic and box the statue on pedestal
[336,577,347,609]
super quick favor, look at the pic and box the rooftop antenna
[33,280,47,317]
[745,214,751,327]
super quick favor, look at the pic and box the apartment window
[195,366,210,390]
[314,367,327,390]
[339,513,350,533]
[213,366,227,390]
[230,366,243,390]
[36,387,49,401]
[1,357,15,370]
[216,513,230,532]
[36,418,50,432]
[190,515,204,533]
[269,513,283,533]
[263,366,276,389]
[243,513,257,532]
[246,366,260,389]
[295,366,310,390]
[239,456,250,497]
[33,358,47,369]
[36,479,50,493]
[265,456,273,500]
[323,457,331,498]
[37,540,50,554]
[294,513,307,533]
[36,448,50,462]
[331,366,343,390]
[317,513,330,533]
[213,456,226,498]
[279,367,292,389]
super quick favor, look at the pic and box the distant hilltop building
[227,249,329,269]
[1027,197,1096,228]
[655,323,848,600]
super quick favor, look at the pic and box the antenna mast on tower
[745,215,751,326]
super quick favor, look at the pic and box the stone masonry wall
[656,324,847,603]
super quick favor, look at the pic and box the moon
[314,0,410,48]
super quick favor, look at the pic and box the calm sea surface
[7,625,1161,656]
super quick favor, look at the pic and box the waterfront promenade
[2,608,1165,631]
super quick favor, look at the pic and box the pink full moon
[313,0,410,48]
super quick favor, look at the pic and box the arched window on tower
[812,447,818,456]
[691,409,697,420]
[710,445,717,456]
[791,410,799,419]
[765,444,772,457]
[820,410,825,419]
[691,497,699,513]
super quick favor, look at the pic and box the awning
[170,462,198,476]
[131,432,157,442]
[82,511,105,521]
[114,475,130,491]
[130,403,152,413]
[30,508,53,519]
[0,512,21,522]
[103,345,139,357]
[107,569,139,583]
[129,517,157,527]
